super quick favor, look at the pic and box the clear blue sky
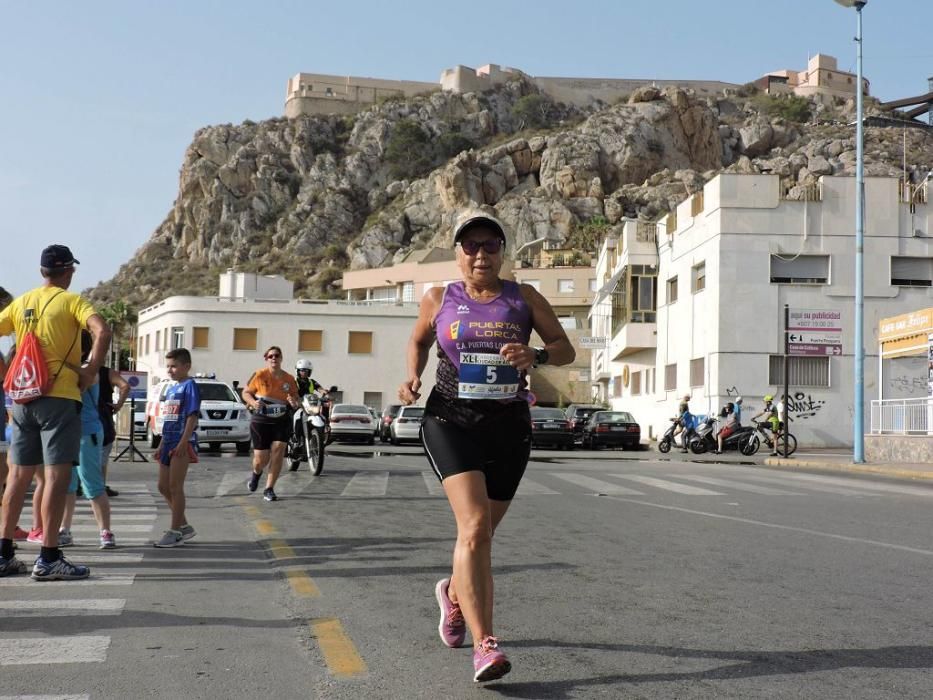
[1,0,930,298]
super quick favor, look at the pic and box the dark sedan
[581,411,641,450]
[530,407,574,449]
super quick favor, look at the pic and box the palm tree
[100,300,137,369]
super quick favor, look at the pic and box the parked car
[581,411,642,450]
[329,403,376,444]
[529,407,574,449]
[389,405,424,444]
[146,376,251,452]
[367,407,381,438]
[564,404,604,443]
[379,404,403,443]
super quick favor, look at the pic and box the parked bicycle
[743,421,798,456]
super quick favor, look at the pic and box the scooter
[689,416,756,455]
[657,417,694,453]
[288,387,336,475]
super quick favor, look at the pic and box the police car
[146,374,251,452]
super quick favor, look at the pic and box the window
[137,336,143,357]
[348,331,373,354]
[192,327,209,349]
[558,279,575,293]
[768,356,830,387]
[611,264,658,331]
[770,254,830,284]
[171,327,184,350]
[233,328,258,351]
[155,330,161,352]
[891,257,933,287]
[558,317,577,330]
[298,329,323,352]
[664,363,677,392]
[144,334,150,355]
[401,281,415,302]
[648,368,656,394]
[363,391,383,412]
[524,279,540,291]
[692,262,706,293]
[328,389,344,404]
[613,375,622,398]
[666,276,678,304]
[589,278,597,292]
[631,371,642,396]
[690,357,705,387]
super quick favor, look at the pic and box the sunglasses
[265,354,281,360]
[458,238,503,255]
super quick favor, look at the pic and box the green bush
[384,119,434,180]
[437,132,475,158]
[511,94,555,130]
[752,93,812,123]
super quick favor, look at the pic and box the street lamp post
[834,0,867,463]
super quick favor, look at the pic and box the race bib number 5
[458,352,519,400]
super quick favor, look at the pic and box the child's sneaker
[0,555,27,577]
[99,530,116,549]
[31,555,90,581]
[154,529,184,548]
[179,524,196,541]
[473,636,511,683]
[58,529,74,547]
[435,578,467,648]
[26,528,43,544]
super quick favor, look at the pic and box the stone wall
[865,434,933,464]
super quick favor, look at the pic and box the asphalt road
[3,443,933,699]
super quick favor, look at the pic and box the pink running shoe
[26,528,43,544]
[12,526,28,541]
[473,636,511,683]
[435,578,466,648]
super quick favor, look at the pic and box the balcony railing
[636,222,657,243]
[870,397,932,434]
[899,179,928,205]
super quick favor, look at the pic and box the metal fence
[870,397,932,434]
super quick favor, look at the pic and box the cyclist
[752,395,782,456]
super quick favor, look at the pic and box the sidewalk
[763,450,933,481]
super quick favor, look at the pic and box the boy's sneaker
[105,485,119,497]
[31,555,90,581]
[179,524,196,541]
[0,555,27,577]
[99,530,116,549]
[473,636,511,683]
[435,578,467,648]
[26,528,43,544]
[58,529,74,547]
[263,487,278,502]
[247,472,261,492]
[154,530,184,548]
[13,526,29,541]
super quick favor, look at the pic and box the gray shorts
[9,397,82,467]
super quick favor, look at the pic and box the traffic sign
[789,343,843,357]
[788,309,842,332]
[787,331,842,346]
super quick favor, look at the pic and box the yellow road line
[254,519,278,537]
[267,539,296,559]
[286,570,321,597]
[243,505,262,519]
[310,618,367,677]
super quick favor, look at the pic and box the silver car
[329,404,376,445]
[389,406,424,444]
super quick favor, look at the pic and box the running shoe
[247,471,261,492]
[263,487,278,502]
[435,578,467,648]
[31,555,90,581]
[473,636,511,683]
[99,530,116,549]
[179,524,196,541]
[12,525,28,541]
[58,529,74,547]
[26,528,43,544]
[154,529,184,548]
[0,555,27,577]
[105,485,119,497]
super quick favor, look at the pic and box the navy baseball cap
[40,245,80,269]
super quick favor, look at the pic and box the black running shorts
[421,406,532,501]
[250,417,292,450]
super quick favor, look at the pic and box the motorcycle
[657,416,694,454]
[288,387,336,475]
[689,416,757,455]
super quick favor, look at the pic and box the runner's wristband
[533,347,549,368]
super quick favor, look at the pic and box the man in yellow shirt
[0,245,111,581]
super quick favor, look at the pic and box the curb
[762,457,933,481]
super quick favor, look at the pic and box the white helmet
[295,359,313,373]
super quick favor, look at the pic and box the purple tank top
[433,280,532,401]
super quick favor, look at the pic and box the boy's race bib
[458,352,519,400]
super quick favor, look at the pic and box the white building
[591,174,932,447]
[135,272,436,411]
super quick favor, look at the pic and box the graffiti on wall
[783,391,826,420]
[886,375,928,394]
[724,386,740,397]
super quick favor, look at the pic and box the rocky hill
[89,79,933,308]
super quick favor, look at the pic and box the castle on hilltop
[284,63,739,118]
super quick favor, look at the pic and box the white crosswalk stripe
[422,471,445,496]
[0,637,110,665]
[0,599,125,617]
[0,573,136,587]
[760,471,933,497]
[609,474,724,495]
[675,474,806,495]
[0,695,91,700]
[341,472,389,497]
[738,473,882,496]
[550,473,644,496]
[515,477,559,495]
[214,470,248,497]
